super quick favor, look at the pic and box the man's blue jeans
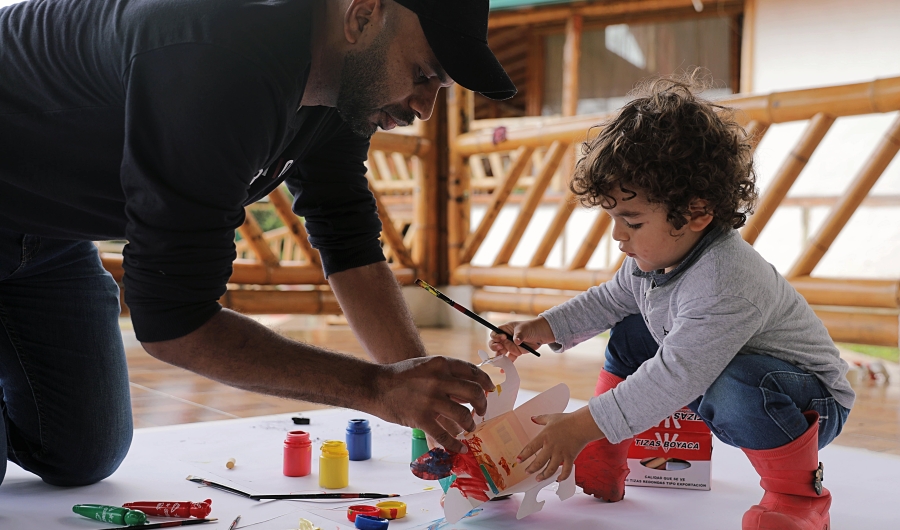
[0,228,133,486]
[604,314,849,450]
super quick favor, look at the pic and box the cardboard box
[625,408,713,490]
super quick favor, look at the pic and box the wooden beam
[529,189,576,267]
[567,210,612,270]
[370,132,431,157]
[488,0,740,29]
[742,113,835,245]
[739,0,756,94]
[447,84,471,271]
[460,146,534,265]
[788,114,900,278]
[267,187,321,269]
[561,14,582,118]
[526,33,545,116]
[237,210,281,267]
[369,182,416,270]
[493,141,569,266]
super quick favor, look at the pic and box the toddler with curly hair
[489,74,853,530]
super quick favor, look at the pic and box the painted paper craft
[412,350,575,522]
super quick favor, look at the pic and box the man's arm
[329,261,426,363]
[141,308,492,453]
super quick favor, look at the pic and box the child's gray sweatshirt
[540,228,855,444]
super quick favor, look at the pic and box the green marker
[73,504,147,526]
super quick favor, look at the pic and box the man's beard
[336,29,416,137]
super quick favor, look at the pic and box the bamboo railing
[450,76,900,347]
[101,128,434,316]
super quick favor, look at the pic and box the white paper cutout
[443,351,575,522]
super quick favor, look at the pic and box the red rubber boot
[741,411,831,530]
[574,370,632,501]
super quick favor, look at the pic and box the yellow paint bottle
[319,440,349,489]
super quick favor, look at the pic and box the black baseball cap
[392,0,517,101]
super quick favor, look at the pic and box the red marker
[122,499,212,518]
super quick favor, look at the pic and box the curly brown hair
[570,71,758,230]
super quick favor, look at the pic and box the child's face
[603,188,712,273]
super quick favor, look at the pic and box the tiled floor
[123,315,900,455]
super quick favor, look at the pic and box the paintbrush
[101,518,217,530]
[249,492,400,500]
[186,475,255,500]
[415,279,541,358]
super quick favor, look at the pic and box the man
[0,0,516,487]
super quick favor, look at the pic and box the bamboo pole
[369,182,416,270]
[742,113,835,245]
[740,0,756,94]
[460,146,534,264]
[447,85,471,271]
[454,76,900,156]
[530,189,577,267]
[487,0,739,29]
[220,289,342,315]
[488,153,506,180]
[373,150,393,181]
[788,114,900,278]
[792,276,900,309]
[526,33,544,116]
[411,155,427,269]
[267,187,321,269]
[370,131,431,157]
[237,210,281,267]
[561,14,582,119]
[493,141,569,266]
[391,152,411,181]
[470,289,899,347]
[567,210,612,270]
[452,264,613,290]
[746,120,769,153]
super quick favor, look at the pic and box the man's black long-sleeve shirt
[0,0,385,341]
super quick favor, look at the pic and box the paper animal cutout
[413,351,575,522]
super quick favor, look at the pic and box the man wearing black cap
[0,0,515,487]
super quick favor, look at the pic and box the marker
[249,492,400,500]
[185,475,255,500]
[100,518,217,530]
[72,504,147,526]
[415,279,541,358]
[229,515,241,530]
[122,500,212,518]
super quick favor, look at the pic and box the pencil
[249,492,400,500]
[101,518,217,530]
[186,475,256,500]
[415,279,541,358]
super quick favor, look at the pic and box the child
[488,75,853,530]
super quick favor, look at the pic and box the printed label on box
[625,408,713,491]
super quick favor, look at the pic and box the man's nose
[410,81,441,121]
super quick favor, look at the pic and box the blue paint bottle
[346,419,371,461]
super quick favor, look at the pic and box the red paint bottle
[284,430,312,477]
[122,499,211,518]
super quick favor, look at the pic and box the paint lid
[376,500,407,520]
[321,440,349,458]
[347,419,371,434]
[412,428,426,440]
[285,430,312,447]
[347,505,381,523]
[354,514,389,530]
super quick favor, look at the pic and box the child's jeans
[603,314,850,450]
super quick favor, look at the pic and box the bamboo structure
[450,75,900,347]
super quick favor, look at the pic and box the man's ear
[686,198,714,232]
[343,0,382,45]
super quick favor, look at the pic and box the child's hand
[516,407,605,482]
[488,317,555,360]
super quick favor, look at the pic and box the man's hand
[516,407,605,482]
[488,317,555,360]
[373,356,495,453]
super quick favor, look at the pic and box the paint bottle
[346,419,372,461]
[72,504,147,526]
[122,499,212,518]
[411,428,429,462]
[319,440,350,489]
[283,430,313,477]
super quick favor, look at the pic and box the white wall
[748,0,900,279]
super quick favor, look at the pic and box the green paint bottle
[411,428,429,462]
[73,504,147,526]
